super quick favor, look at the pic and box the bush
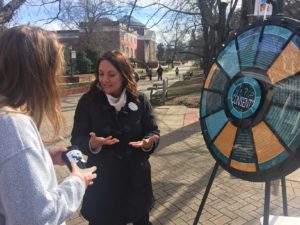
[76,51,93,74]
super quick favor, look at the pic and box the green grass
[165,69,205,108]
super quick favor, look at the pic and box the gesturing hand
[89,132,120,150]
[129,135,160,150]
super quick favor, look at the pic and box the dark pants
[89,214,152,225]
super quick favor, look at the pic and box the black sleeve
[71,95,92,155]
[140,93,160,154]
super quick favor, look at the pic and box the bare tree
[59,0,125,45]
[125,0,239,75]
[0,0,62,25]
[239,0,255,28]
[196,0,239,75]
[159,15,197,67]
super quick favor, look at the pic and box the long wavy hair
[0,26,64,137]
[91,50,139,103]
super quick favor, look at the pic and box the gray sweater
[0,112,85,225]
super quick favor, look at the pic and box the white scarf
[105,89,127,112]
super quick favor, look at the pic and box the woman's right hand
[89,132,119,150]
[71,161,97,188]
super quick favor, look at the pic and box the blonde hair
[0,26,65,137]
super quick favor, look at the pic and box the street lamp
[68,46,73,77]
[68,46,76,77]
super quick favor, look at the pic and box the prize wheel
[200,17,300,182]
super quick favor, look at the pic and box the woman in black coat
[71,50,160,225]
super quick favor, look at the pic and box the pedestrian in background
[175,67,179,78]
[71,50,160,225]
[157,65,163,81]
[147,67,153,80]
[0,25,97,225]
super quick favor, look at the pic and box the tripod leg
[193,163,219,225]
[263,181,271,225]
[281,177,288,216]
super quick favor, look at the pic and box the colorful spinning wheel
[200,17,300,181]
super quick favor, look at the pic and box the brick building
[119,16,157,65]
[56,17,157,66]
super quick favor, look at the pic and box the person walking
[147,67,153,80]
[71,50,160,225]
[0,25,97,225]
[175,67,179,78]
[157,65,163,81]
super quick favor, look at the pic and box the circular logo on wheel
[227,77,261,119]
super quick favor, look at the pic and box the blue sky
[9,1,158,29]
[8,0,168,43]
[9,0,244,44]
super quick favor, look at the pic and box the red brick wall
[61,86,90,97]
[120,32,137,58]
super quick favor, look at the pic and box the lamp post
[68,46,73,77]
[69,46,76,77]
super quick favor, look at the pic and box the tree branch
[0,0,26,24]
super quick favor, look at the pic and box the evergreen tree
[76,50,92,74]
[85,46,100,71]
[156,43,165,61]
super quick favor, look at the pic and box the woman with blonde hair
[0,25,97,225]
[71,50,160,225]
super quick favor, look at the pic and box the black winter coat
[71,86,160,224]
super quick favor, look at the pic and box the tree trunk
[217,2,228,49]
[240,0,255,28]
[202,20,211,76]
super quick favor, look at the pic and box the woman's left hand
[48,146,68,165]
[129,135,160,150]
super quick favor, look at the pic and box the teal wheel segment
[292,35,300,48]
[200,90,224,118]
[272,74,300,108]
[217,39,240,78]
[237,26,262,70]
[265,105,300,152]
[202,110,228,144]
[255,25,293,71]
[205,66,230,93]
[231,128,256,164]
[267,74,300,152]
